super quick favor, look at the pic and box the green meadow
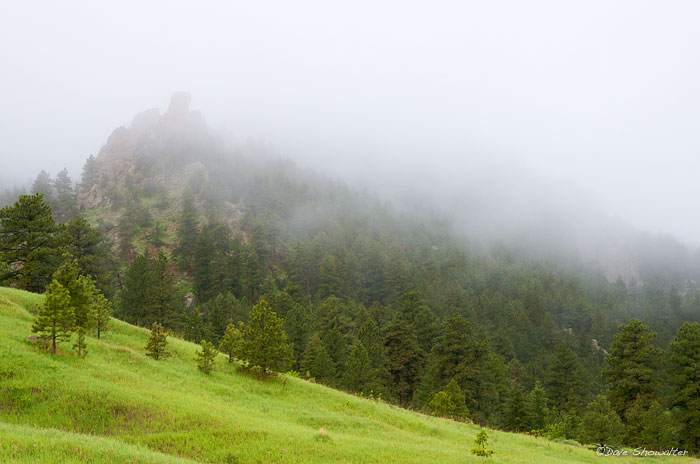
[0,287,691,463]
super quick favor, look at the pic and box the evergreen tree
[284,303,313,369]
[443,378,468,419]
[175,194,199,272]
[92,291,112,339]
[219,323,242,363]
[60,216,110,292]
[625,399,676,450]
[429,391,456,417]
[80,154,98,194]
[119,255,151,326]
[73,326,88,357]
[0,194,60,291]
[505,381,529,432]
[53,257,96,330]
[384,313,422,405]
[302,335,337,384]
[668,321,700,453]
[145,322,169,360]
[547,340,584,411]
[53,168,77,222]
[356,316,389,387]
[149,253,181,330]
[236,299,292,373]
[578,395,624,448]
[603,319,662,420]
[341,342,377,394]
[32,280,73,354]
[527,381,549,431]
[196,340,217,374]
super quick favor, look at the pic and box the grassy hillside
[0,287,690,463]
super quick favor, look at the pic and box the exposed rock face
[78,92,222,211]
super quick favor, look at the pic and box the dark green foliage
[119,255,151,326]
[196,340,217,374]
[52,257,96,330]
[668,322,700,453]
[60,216,112,295]
[429,379,467,419]
[32,280,74,354]
[504,382,529,432]
[235,299,292,373]
[578,395,624,447]
[527,381,548,431]
[302,334,337,383]
[53,168,78,222]
[0,194,60,291]
[119,253,182,330]
[603,319,662,421]
[384,312,423,405]
[145,322,169,360]
[546,341,583,411]
[341,342,379,394]
[219,323,242,363]
[284,303,313,369]
[175,194,199,272]
[624,399,676,450]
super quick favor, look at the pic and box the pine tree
[547,340,584,412]
[31,170,54,201]
[119,255,151,326]
[53,257,96,330]
[93,292,112,339]
[668,321,700,453]
[527,381,549,431]
[341,342,376,394]
[53,168,77,222]
[429,391,455,417]
[175,194,199,272]
[578,395,624,448]
[505,381,529,432]
[219,323,242,363]
[284,303,312,369]
[384,314,422,405]
[60,216,110,293]
[236,299,292,373]
[444,378,468,419]
[79,154,98,194]
[145,322,169,360]
[603,319,662,420]
[73,326,88,357]
[196,340,217,374]
[149,253,181,330]
[0,194,60,291]
[32,280,73,354]
[302,334,336,383]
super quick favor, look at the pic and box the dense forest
[2,103,700,454]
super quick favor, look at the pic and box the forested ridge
[2,98,700,454]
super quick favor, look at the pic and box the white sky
[1,1,699,243]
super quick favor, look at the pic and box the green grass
[0,286,692,463]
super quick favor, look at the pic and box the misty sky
[1,1,699,244]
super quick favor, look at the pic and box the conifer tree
[93,292,112,339]
[73,326,88,357]
[668,321,700,453]
[236,299,292,373]
[547,340,583,411]
[60,216,110,293]
[341,342,376,394]
[283,303,312,369]
[302,334,336,383]
[53,257,96,330]
[175,194,199,272]
[196,339,217,374]
[145,322,169,360]
[32,280,73,354]
[384,315,422,405]
[603,319,662,420]
[578,395,624,448]
[505,382,529,432]
[53,168,77,222]
[119,255,151,326]
[0,194,60,291]
[527,381,549,431]
[219,323,242,363]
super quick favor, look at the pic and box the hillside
[0,287,687,463]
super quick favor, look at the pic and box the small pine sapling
[145,322,169,360]
[471,429,495,457]
[197,339,217,374]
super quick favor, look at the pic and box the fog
[2,1,699,246]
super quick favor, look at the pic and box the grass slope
[0,287,690,463]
